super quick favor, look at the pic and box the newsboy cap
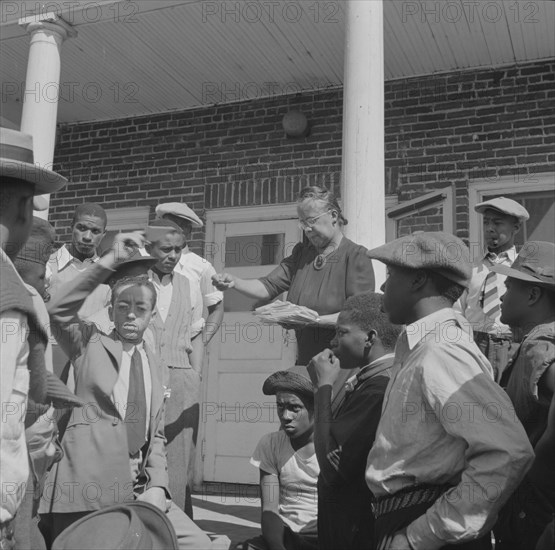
[155,202,203,227]
[367,231,472,288]
[491,241,554,290]
[474,197,529,222]
[263,365,314,399]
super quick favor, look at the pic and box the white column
[340,0,385,289]
[19,13,76,219]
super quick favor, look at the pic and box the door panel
[203,217,300,483]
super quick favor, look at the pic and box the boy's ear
[365,329,377,347]
[528,285,542,306]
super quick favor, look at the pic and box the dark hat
[263,365,314,398]
[491,241,555,290]
[52,501,178,550]
[15,217,56,265]
[367,231,472,288]
[0,128,67,201]
[46,372,85,409]
[474,197,529,222]
[155,202,203,227]
[106,250,158,287]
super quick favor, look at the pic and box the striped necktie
[481,253,502,318]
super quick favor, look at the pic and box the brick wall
[51,59,555,249]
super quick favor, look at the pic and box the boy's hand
[212,272,235,290]
[308,349,341,388]
[112,232,145,264]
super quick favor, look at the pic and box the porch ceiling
[1,0,554,125]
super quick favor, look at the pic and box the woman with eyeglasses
[212,186,375,370]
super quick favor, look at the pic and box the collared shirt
[174,249,223,336]
[342,353,395,396]
[366,308,534,550]
[111,343,152,438]
[0,250,30,522]
[456,247,517,335]
[151,272,173,323]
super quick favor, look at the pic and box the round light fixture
[282,110,309,138]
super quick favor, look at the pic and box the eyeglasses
[298,211,330,230]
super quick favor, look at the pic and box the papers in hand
[254,300,318,326]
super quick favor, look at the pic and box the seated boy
[308,291,402,550]
[39,233,212,550]
[244,366,319,550]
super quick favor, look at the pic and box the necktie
[481,254,501,319]
[125,349,147,456]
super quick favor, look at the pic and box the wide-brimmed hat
[0,128,67,198]
[490,241,554,290]
[106,249,158,287]
[263,365,314,398]
[52,501,179,550]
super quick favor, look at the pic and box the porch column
[340,0,385,288]
[19,13,76,219]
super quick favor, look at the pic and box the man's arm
[260,470,287,550]
[406,349,534,550]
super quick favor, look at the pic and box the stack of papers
[254,300,319,326]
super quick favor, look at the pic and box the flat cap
[367,231,472,288]
[491,241,554,289]
[106,249,158,287]
[155,202,203,227]
[263,365,314,398]
[474,197,529,222]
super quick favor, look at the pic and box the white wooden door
[202,216,300,483]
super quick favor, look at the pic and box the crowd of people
[1,125,553,550]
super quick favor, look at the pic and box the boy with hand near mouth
[244,366,319,550]
[456,197,529,381]
[308,291,402,550]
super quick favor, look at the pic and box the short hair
[424,270,466,304]
[73,203,107,228]
[297,186,348,226]
[110,276,157,310]
[340,291,402,351]
[0,177,34,215]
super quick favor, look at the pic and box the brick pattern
[51,60,555,248]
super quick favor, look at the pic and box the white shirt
[174,249,223,336]
[151,272,173,323]
[0,250,30,522]
[251,430,319,534]
[455,247,517,335]
[111,343,152,439]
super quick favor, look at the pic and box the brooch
[313,254,326,270]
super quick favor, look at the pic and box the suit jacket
[40,263,169,514]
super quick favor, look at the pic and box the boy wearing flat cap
[491,241,555,550]
[1,127,67,546]
[365,231,534,550]
[243,366,319,550]
[456,196,529,381]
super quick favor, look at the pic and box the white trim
[468,172,555,250]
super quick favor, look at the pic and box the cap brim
[490,264,553,286]
[1,161,67,194]
[262,372,314,397]
[107,257,158,285]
